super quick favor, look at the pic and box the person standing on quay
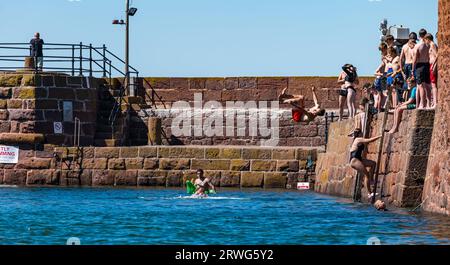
[30,32,44,71]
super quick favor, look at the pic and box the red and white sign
[297,182,310,190]
[0,145,19,164]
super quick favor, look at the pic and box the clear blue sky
[0,0,438,77]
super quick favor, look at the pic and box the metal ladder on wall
[352,89,393,203]
[60,118,83,185]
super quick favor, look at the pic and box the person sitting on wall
[348,129,382,201]
[278,86,326,123]
[388,78,418,134]
[194,169,215,196]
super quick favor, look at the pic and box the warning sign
[54,122,63,134]
[297,182,310,190]
[0,145,19,164]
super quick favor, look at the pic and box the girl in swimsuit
[349,130,382,200]
[338,64,359,120]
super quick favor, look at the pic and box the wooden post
[371,88,392,204]
[148,117,162,145]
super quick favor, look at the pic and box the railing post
[89,44,93,77]
[79,42,83,76]
[71,45,75,76]
[109,60,112,83]
[102,44,107,78]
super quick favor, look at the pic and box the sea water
[0,187,449,245]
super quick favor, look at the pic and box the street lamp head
[128,7,138,16]
[112,19,125,25]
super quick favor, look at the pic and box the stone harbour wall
[129,108,328,147]
[0,73,98,146]
[136,76,374,109]
[422,0,450,216]
[315,110,435,207]
[0,145,321,189]
[127,76,374,147]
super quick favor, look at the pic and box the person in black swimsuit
[338,64,359,120]
[349,130,382,200]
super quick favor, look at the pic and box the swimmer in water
[349,130,382,200]
[279,86,326,123]
[193,169,215,196]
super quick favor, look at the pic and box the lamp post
[113,0,138,95]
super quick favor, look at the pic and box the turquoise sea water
[0,187,449,245]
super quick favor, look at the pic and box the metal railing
[0,42,139,80]
[0,42,143,136]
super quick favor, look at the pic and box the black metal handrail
[0,42,138,79]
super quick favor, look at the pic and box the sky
[0,0,438,77]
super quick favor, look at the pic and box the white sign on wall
[297,182,310,190]
[54,122,63,134]
[0,145,19,164]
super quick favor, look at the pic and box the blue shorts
[374,77,387,92]
[404,64,416,80]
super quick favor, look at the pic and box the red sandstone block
[143,78,170,90]
[114,170,138,186]
[205,78,225,90]
[203,90,222,102]
[92,170,114,186]
[170,78,190,90]
[3,169,27,185]
[0,110,8,120]
[238,77,257,90]
[108,159,126,170]
[95,147,120,158]
[26,170,56,185]
[189,78,207,90]
[154,89,197,103]
[15,158,51,169]
[257,77,288,90]
[224,78,238,90]
[125,158,144,170]
[48,88,75,100]
[166,171,182,187]
[220,171,241,187]
[1,121,13,133]
[255,89,279,101]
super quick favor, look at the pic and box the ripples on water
[0,187,449,245]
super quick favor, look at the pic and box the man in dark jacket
[30,32,44,71]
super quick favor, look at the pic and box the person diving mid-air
[279,86,326,123]
[193,169,216,197]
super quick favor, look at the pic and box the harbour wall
[422,0,450,215]
[0,145,320,189]
[129,76,372,146]
[315,110,435,207]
